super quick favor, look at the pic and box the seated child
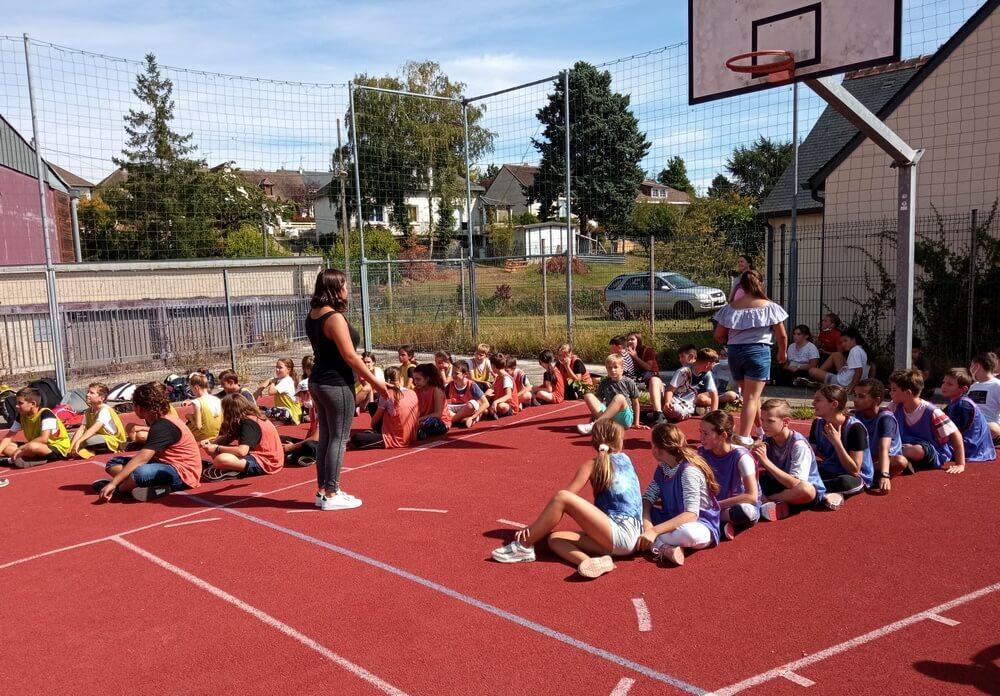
[638,422,722,566]
[94,382,202,502]
[817,313,842,357]
[698,410,759,533]
[851,378,908,495]
[492,420,642,579]
[201,394,285,480]
[775,324,820,386]
[662,348,719,422]
[556,342,592,400]
[508,357,532,409]
[297,355,313,420]
[218,370,257,407]
[647,343,696,417]
[434,350,454,387]
[351,367,419,449]
[0,387,72,468]
[487,354,518,418]
[466,343,493,393]
[446,363,488,428]
[808,385,873,498]
[888,368,965,473]
[257,358,302,425]
[626,332,659,386]
[941,368,997,463]
[125,382,177,445]
[397,345,417,388]
[532,350,565,405]
[186,373,223,441]
[969,352,1000,444]
[355,352,384,416]
[283,416,318,466]
[713,346,741,407]
[68,382,126,459]
[609,335,636,380]
[412,363,451,440]
[577,355,642,435]
[803,327,869,391]
[750,398,840,519]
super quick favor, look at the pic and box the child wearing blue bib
[888,368,965,473]
[851,378,907,495]
[941,368,997,463]
[809,385,873,498]
[638,422,722,567]
[697,410,760,537]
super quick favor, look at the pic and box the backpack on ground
[107,382,136,403]
[0,388,15,427]
[28,378,62,409]
[64,388,89,413]
[52,404,83,427]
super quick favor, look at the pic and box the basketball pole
[805,76,923,370]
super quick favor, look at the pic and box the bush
[543,256,589,275]
[490,223,515,256]
[224,223,291,258]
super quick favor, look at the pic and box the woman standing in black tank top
[306,269,386,511]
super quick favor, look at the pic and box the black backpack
[28,378,62,408]
[0,389,15,427]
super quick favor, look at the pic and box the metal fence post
[222,269,237,371]
[462,102,479,343]
[70,196,82,263]
[966,208,978,361]
[24,33,68,395]
[459,248,467,327]
[563,69,574,344]
[648,234,655,337]
[337,118,350,275]
[541,239,549,337]
[386,254,394,315]
[348,82,373,351]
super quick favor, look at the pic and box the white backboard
[688,0,902,104]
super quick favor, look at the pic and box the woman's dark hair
[793,324,813,340]
[738,254,754,269]
[738,270,768,300]
[413,363,445,391]
[310,269,348,311]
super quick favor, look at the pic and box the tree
[725,136,793,201]
[630,201,683,242]
[224,223,290,258]
[656,156,694,196]
[527,61,650,235]
[348,62,493,252]
[707,174,736,199]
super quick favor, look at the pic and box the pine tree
[707,174,736,199]
[656,156,695,196]
[527,61,650,235]
[724,136,793,201]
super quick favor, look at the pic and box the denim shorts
[727,343,773,382]
[130,461,189,491]
[242,454,265,477]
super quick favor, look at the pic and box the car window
[662,273,696,289]
[607,277,626,290]
[622,276,648,291]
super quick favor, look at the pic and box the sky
[0,0,985,189]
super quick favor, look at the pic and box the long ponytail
[651,422,721,495]
[590,420,623,494]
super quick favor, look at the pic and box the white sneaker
[576,422,594,435]
[491,540,536,563]
[733,435,754,447]
[320,491,362,510]
[131,486,170,502]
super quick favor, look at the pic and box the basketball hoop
[725,50,796,83]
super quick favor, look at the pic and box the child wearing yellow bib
[0,387,72,468]
[257,358,302,424]
[186,373,223,440]
[69,383,126,458]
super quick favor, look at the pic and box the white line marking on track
[0,460,91,477]
[610,676,635,695]
[397,507,447,513]
[778,670,815,687]
[163,518,220,529]
[184,495,706,695]
[631,598,652,632]
[111,536,408,695]
[925,613,960,627]
[286,509,319,514]
[706,581,1000,695]
[497,519,527,528]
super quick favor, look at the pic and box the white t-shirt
[786,439,815,480]
[735,449,756,478]
[9,416,57,435]
[969,377,1000,424]
[787,341,820,369]
[836,345,868,387]
[95,405,118,435]
[296,378,309,394]
[275,376,296,397]
[669,367,717,408]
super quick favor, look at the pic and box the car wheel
[609,302,629,321]
[675,301,694,318]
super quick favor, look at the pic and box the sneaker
[320,491,362,510]
[131,486,170,502]
[492,540,535,563]
[203,468,241,482]
[92,478,112,492]
[12,457,44,469]
[653,544,685,566]
[695,406,709,417]
[822,492,845,510]
[577,555,615,578]
[0,456,11,467]
[315,492,323,508]
[0,478,9,488]
[576,422,594,435]
[721,521,736,541]
[793,377,820,389]
[760,501,790,521]
[733,434,754,447]
[298,457,315,468]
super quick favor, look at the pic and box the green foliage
[512,211,539,225]
[489,223,515,256]
[528,61,650,234]
[707,174,736,199]
[725,136,793,202]
[224,223,291,258]
[656,156,695,196]
[630,201,684,242]
[327,225,402,267]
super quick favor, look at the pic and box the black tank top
[305,310,359,387]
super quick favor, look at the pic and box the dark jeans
[351,430,385,449]
[309,382,355,495]
[819,471,866,495]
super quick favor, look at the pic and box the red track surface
[1,402,998,695]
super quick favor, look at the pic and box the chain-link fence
[0,0,994,392]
